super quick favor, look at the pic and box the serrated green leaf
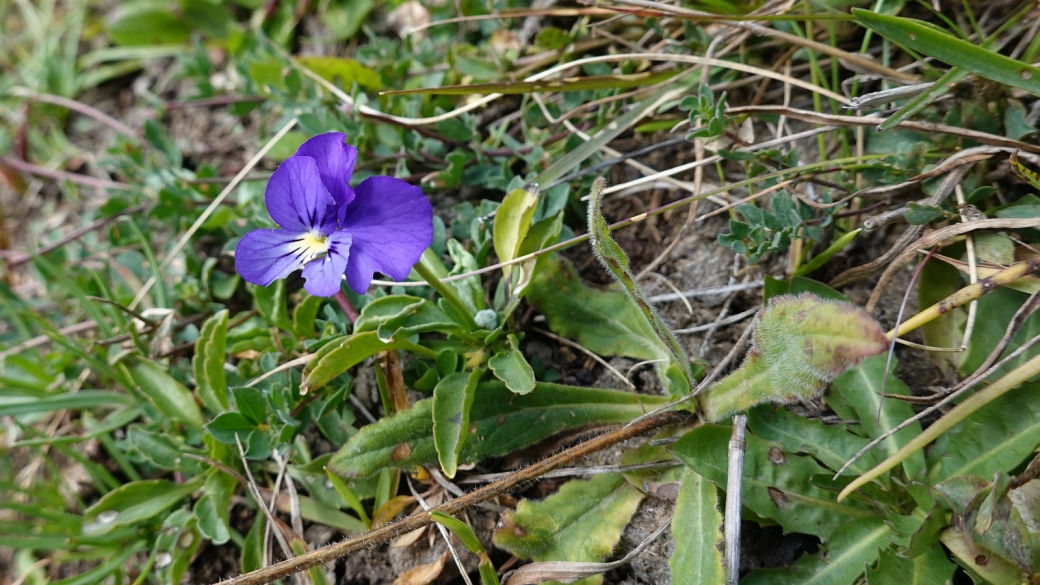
[301,331,432,394]
[193,309,229,412]
[83,478,203,534]
[670,424,877,540]
[746,406,880,476]
[488,334,536,395]
[493,473,644,575]
[329,382,668,477]
[831,355,926,480]
[853,9,1040,96]
[743,517,891,585]
[125,358,205,429]
[432,368,482,478]
[669,469,725,585]
[587,177,693,397]
[701,294,888,422]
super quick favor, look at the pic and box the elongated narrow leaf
[493,473,644,569]
[329,382,668,477]
[742,517,891,585]
[384,70,682,96]
[928,383,1040,483]
[0,391,136,416]
[83,477,203,534]
[588,177,693,395]
[670,424,877,540]
[831,355,925,480]
[853,9,1040,96]
[125,357,204,428]
[301,331,429,394]
[669,469,725,585]
[493,183,539,282]
[432,368,482,478]
[700,294,888,422]
[193,309,229,412]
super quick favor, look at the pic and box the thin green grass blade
[383,70,682,96]
[853,9,1040,96]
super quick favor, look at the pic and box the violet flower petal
[235,229,311,286]
[301,231,352,297]
[341,176,433,294]
[294,132,358,216]
[265,156,337,233]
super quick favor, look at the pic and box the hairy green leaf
[433,368,482,478]
[193,309,229,412]
[669,469,725,585]
[329,382,667,477]
[670,424,877,540]
[700,294,888,422]
[588,177,693,396]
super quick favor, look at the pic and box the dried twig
[725,415,747,585]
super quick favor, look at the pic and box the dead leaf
[393,549,450,585]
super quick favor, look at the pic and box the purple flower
[235,132,433,297]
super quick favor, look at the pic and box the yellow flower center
[297,231,330,263]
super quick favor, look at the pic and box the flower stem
[413,260,478,331]
[333,291,359,324]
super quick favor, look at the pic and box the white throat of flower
[295,231,331,264]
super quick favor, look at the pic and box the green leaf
[195,470,237,545]
[83,478,203,534]
[831,355,926,480]
[232,387,268,426]
[329,382,667,477]
[746,406,880,476]
[193,309,229,412]
[527,257,670,362]
[927,383,1040,484]
[241,515,266,573]
[852,9,1040,97]
[865,537,952,582]
[324,467,371,528]
[493,184,539,281]
[354,295,459,342]
[493,473,644,573]
[296,56,382,91]
[488,334,536,395]
[253,280,293,331]
[0,391,136,416]
[432,368,482,478]
[387,70,682,96]
[320,0,374,41]
[904,203,946,225]
[918,260,966,375]
[126,425,202,473]
[587,177,693,396]
[108,6,191,46]
[940,527,1024,585]
[293,294,324,338]
[700,294,888,422]
[302,331,431,394]
[206,412,258,445]
[670,424,877,540]
[125,358,205,429]
[669,469,725,585]
[742,518,891,585]
[431,511,486,555]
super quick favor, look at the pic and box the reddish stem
[333,290,359,323]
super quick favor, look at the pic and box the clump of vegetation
[2,1,1040,584]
